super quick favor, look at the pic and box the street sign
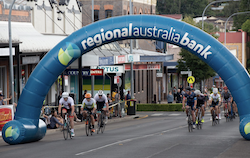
[114,76,120,84]
[187,76,195,84]
[190,83,193,88]
[90,69,103,76]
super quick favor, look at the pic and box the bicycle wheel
[97,116,101,134]
[198,109,202,130]
[68,119,72,139]
[188,113,192,132]
[101,114,106,133]
[212,110,216,126]
[63,119,68,140]
[85,117,90,136]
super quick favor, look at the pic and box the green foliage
[156,0,208,17]
[242,19,250,33]
[176,16,216,82]
[233,0,250,30]
[137,103,183,111]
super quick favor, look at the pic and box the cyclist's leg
[210,105,214,115]
[68,109,74,132]
[201,105,205,117]
[215,105,219,118]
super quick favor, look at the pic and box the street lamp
[224,11,250,45]
[8,0,16,106]
[202,0,240,30]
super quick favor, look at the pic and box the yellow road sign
[187,76,195,84]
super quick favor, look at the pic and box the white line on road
[145,144,179,158]
[151,113,164,116]
[75,126,186,156]
[169,114,181,116]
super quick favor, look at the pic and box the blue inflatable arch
[3,15,250,144]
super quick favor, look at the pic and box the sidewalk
[46,114,143,135]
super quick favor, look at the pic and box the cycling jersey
[197,95,206,107]
[209,93,221,106]
[94,93,108,103]
[184,92,197,107]
[221,91,231,102]
[82,98,96,110]
[59,97,74,109]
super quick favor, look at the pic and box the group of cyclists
[182,86,237,129]
[58,90,109,137]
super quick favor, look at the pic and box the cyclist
[221,86,233,117]
[209,88,221,120]
[81,93,96,133]
[94,90,109,124]
[194,90,206,124]
[182,87,197,129]
[58,92,75,137]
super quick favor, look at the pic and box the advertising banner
[0,105,14,136]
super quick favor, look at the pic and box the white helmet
[213,88,218,94]
[98,90,103,96]
[194,90,201,96]
[62,92,69,98]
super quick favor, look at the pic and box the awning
[0,21,66,53]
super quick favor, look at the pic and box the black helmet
[186,87,191,91]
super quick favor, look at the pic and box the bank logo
[81,23,212,59]
[5,126,20,141]
[244,122,250,135]
[58,42,81,66]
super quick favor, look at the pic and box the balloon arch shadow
[3,15,250,145]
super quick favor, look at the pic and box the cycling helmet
[223,86,228,90]
[62,92,69,98]
[85,93,91,98]
[98,90,104,96]
[194,90,201,96]
[186,87,191,91]
[213,88,218,94]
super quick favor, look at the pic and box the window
[94,10,99,21]
[105,10,113,18]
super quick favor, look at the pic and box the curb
[46,114,144,135]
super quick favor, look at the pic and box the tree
[157,0,208,17]
[232,0,250,30]
[177,16,216,83]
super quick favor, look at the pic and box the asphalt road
[0,111,249,158]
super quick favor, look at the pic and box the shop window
[105,10,113,18]
[94,10,99,22]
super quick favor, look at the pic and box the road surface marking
[151,113,163,116]
[75,125,186,156]
[169,114,181,116]
[145,144,179,158]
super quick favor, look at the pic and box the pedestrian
[112,88,117,103]
[83,90,87,100]
[0,93,5,105]
[167,91,174,104]
[173,87,177,101]
[179,84,183,93]
[176,89,182,103]
[115,91,121,117]
[47,110,64,129]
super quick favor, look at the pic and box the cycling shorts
[210,101,219,107]
[197,104,204,108]
[83,107,94,111]
[185,104,195,110]
[62,107,73,116]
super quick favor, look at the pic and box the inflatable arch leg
[3,15,250,144]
